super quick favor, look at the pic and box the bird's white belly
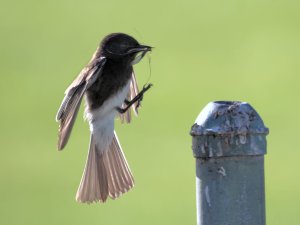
[84,80,131,153]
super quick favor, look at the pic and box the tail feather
[76,132,134,203]
[110,136,134,187]
[76,135,109,203]
[105,151,123,198]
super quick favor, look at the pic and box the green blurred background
[0,0,299,224]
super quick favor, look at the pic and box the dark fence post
[190,101,269,225]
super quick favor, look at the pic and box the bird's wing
[130,71,140,116]
[56,56,107,150]
[119,71,140,123]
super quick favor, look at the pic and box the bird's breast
[85,63,132,110]
[85,79,131,122]
[84,79,131,153]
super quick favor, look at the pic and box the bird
[55,33,152,203]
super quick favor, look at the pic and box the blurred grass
[0,0,299,224]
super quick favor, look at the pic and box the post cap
[190,101,269,158]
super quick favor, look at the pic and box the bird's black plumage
[56,33,152,203]
[85,33,150,110]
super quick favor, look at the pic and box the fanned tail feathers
[76,132,134,203]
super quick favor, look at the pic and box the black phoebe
[56,33,152,203]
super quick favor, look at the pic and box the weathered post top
[190,101,269,225]
[190,101,269,158]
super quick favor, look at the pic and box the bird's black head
[100,33,151,64]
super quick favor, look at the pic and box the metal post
[190,101,269,225]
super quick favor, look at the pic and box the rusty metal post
[190,101,269,225]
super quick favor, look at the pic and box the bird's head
[100,33,152,65]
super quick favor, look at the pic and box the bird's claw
[136,83,153,109]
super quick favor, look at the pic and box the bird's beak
[127,45,152,54]
[129,45,152,65]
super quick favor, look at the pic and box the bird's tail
[76,132,134,203]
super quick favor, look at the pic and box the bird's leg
[124,99,131,105]
[116,83,153,114]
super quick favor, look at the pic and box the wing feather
[119,71,140,123]
[57,83,86,150]
[56,56,106,150]
[130,71,139,116]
